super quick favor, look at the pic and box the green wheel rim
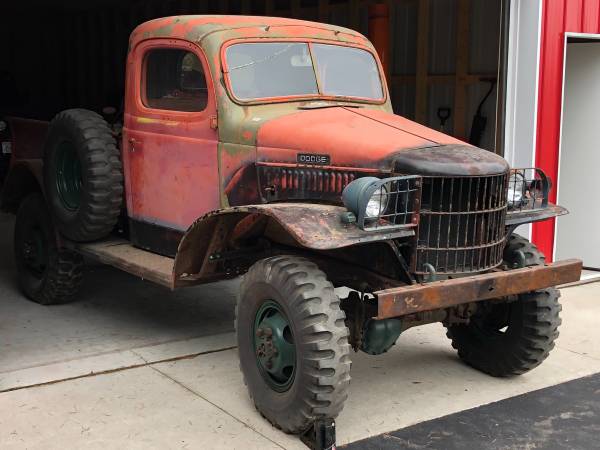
[253,300,297,392]
[55,141,82,211]
[22,225,48,278]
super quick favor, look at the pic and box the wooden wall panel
[1,0,501,146]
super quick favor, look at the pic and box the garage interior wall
[0,0,502,152]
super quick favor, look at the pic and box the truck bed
[68,239,174,288]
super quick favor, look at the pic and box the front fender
[172,203,415,288]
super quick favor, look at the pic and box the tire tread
[236,256,351,434]
[44,109,123,242]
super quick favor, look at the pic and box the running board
[66,239,175,288]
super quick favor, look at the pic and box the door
[555,40,600,269]
[123,39,220,234]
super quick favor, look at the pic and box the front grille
[416,173,508,274]
[257,165,362,202]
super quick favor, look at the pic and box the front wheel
[236,256,351,434]
[446,288,561,376]
[446,234,561,376]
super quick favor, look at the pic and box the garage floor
[1,211,599,449]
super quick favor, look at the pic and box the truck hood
[255,107,508,175]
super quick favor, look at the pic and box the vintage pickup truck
[0,15,581,447]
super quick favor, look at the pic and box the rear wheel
[14,193,83,305]
[446,234,561,376]
[236,256,351,434]
[44,109,123,242]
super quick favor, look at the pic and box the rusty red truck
[0,15,582,445]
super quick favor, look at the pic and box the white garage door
[555,40,600,269]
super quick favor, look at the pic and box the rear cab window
[143,49,208,112]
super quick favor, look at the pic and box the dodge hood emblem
[297,153,331,165]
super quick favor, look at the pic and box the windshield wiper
[297,101,361,110]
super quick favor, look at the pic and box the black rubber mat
[342,372,600,450]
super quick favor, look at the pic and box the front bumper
[374,259,583,319]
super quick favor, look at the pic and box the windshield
[225,42,384,102]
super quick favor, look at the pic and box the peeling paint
[136,117,179,126]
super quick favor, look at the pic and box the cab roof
[130,15,371,50]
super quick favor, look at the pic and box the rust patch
[172,203,417,288]
[374,259,583,319]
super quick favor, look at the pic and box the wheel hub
[253,301,296,392]
[55,140,83,211]
[22,226,47,277]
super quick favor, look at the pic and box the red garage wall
[534,0,600,260]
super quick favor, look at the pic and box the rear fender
[172,203,415,288]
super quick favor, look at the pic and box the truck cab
[121,16,419,255]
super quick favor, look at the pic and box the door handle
[128,138,140,153]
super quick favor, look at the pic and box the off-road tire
[446,234,561,376]
[14,193,84,305]
[503,233,546,268]
[236,256,352,434]
[44,108,123,242]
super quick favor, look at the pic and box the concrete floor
[1,211,599,449]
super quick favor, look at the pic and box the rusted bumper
[374,259,583,319]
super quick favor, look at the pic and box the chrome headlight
[365,184,389,218]
[342,177,381,220]
[507,171,526,207]
[342,175,421,231]
[506,168,551,213]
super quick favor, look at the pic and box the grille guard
[505,167,565,225]
[506,167,550,212]
[416,173,508,275]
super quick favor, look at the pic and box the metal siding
[583,0,600,32]
[391,0,418,75]
[466,82,497,150]
[427,84,455,131]
[391,83,416,119]
[328,5,349,27]
[428,0,457,74]
[533,0,600,260]
[469,0,501,74]
[564,0,583,31]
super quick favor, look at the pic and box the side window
[144,49,208,112]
